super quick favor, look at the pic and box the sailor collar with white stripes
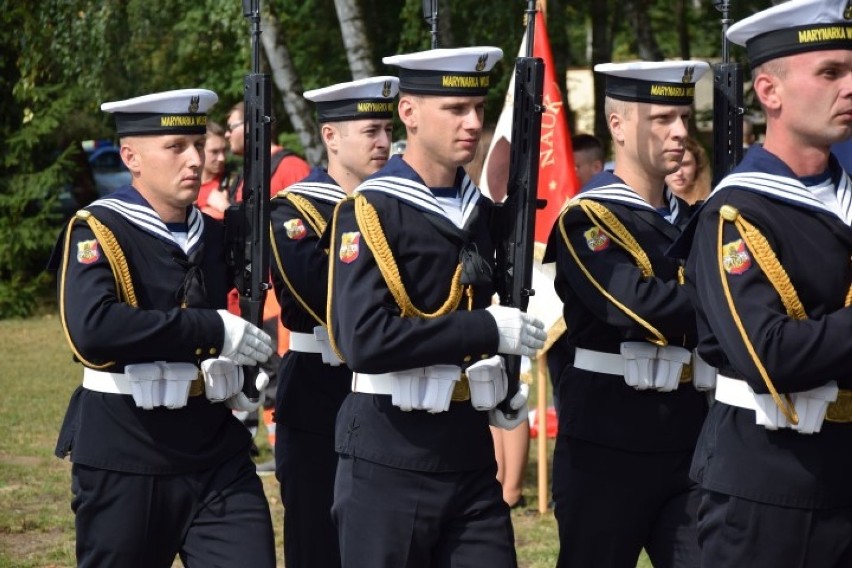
[570,172,682,224]
[354,155,482,228]
[88,185,204,255]
[708,146,852,226]
[280,167,347,204]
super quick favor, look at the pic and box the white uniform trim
[83,368,133,395]
[351,372,396,395]
[573,347,625,376]
[288,331,323,354]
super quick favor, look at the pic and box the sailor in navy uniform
[48,89,276,567]
[674,1,852,565]
[544,60,711,568]
[326,47,546,567]
[269,75,398,568]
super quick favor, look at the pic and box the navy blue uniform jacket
[50,186,248,474]
[328,156,501,472]
[544,171,707,452]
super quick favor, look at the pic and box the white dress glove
[201,357,243,402]
[485,305,546,358]
[225,370,270,412]
[489,382,529,430]
[217,310,274,366]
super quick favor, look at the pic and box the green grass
[0,315,651,567]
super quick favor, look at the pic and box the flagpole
[534,0,549,518]
[537,353,548,514]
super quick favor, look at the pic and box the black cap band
[316,98,394,123]
[114,113,208,137]
[605,76,696,105]
[398,68,491,96]
[746,23,852,67]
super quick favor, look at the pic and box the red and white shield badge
[76,239,100,264]
[339,232,361,264]
[722,239,751,275]
[584,226,610,252]
[283,218,307,240]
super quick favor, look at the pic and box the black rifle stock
[495,0,545,417]
[224,0,273,401]
[712,0,743,187]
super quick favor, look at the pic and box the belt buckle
[679,360,693,384]
[189,372,205,397]
[826,390,852,423]
[451,373,470,402]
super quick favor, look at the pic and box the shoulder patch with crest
[722,238,751,275]
[584,226,610,252]
[76,239,100,264]
[283,218,307,240]
[339,232,361,264]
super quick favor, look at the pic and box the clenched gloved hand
[485,305,546,358]
[217,310,274,367]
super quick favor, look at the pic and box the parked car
[87,145,131,197]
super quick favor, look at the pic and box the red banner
[532,13,578,243]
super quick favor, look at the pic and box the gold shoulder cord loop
[269,195,327,326]
[285,193,327,236]
[716,204,799,424]
[353,194,463,318]
[558,202,668,346]
[579,200,655,278]
[59,211,139,369]
[325,198,350,363]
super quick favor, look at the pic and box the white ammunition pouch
[715,375,838,434]
[288,327,343,366]
[313,326,343,366]
[692,349,718,392]
[574,343,695,392]
[200,357,243,402]
[353,365,462,414]
[466,356,508,411]
[123,362,199,410]
[620,342,661,390]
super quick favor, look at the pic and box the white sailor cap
[594,60,710,105]
[727,0,852,67]
[101,88,218,137]
[304,76,399,123]
[383,46,503,96]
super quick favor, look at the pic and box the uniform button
[463,355,472,363]
[209,347,217,355]
[480,354,489,360]
[195,348,203,356]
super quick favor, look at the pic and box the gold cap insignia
[681,65,695,84]
[475,54,488,72]
[188,96,200,114]
[845,0,852,20]
[382,80,392,98]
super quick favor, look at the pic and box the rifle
[711,0,743,187]
[495,0,545,417]
[421,0,439,49]
[224,0,273,401]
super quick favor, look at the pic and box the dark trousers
[276,426,341,568]
[332,456,517,568]
[552,437,700,568]
[697,489,852,568]
[71,452,275,568]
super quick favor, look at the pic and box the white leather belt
[573,348,624,376]
[351,372,395,395]
[289,331,323,354]
[714,375,758,410]
[83,368,133,395]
